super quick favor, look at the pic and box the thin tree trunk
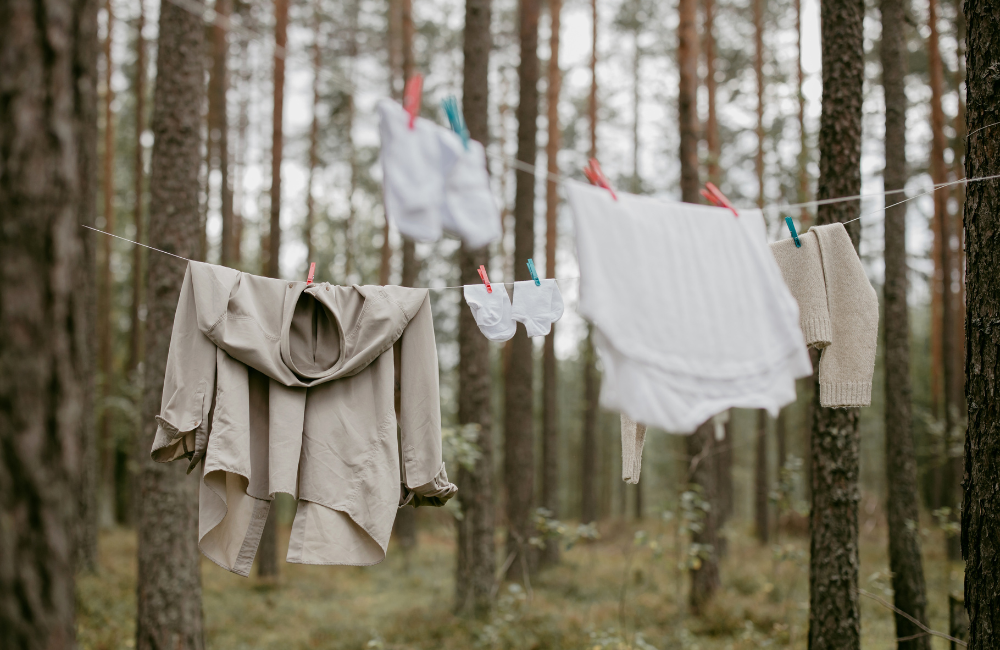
[631,29,641,193]
[795,0,810,224]
[808,0,864,645]
[928,0,962,561]
[0,0,96,640]
[578,0,600,529]
[344,0,359,281]
[209,0,233,267]
[380,0,403,285]
[754,0,765,209]
[715,415,733,530]
[454,0,495,615]
[702,0,720,185]
[678,0,699,204]
[776,408,787,473]
[688,421,719,614]
[136,0,206,645]
[257,0,289,580]
[755,410,769,544]
[505,0,541,577]
[540,0,562,568]
[882,0,932,645]
[98,0,116,529]
[962,4,1000,646]
[304,4,321,267]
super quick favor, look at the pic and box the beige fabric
[770,223,879,407]
[620,414,646,484]
[151,262,456,576]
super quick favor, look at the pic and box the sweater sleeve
[150,263,219,469]
[397,292,457,507]
[770,232,833,349]
[813,223,880,407]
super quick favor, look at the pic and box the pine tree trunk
[304,1,321,268]
[0,0,96,641]
[209,0,233,267]
[714,415,733,553]
[961,2,1000,646]
[776,408,787,474]
[754,0,765,209]
[755,410,770,544]
[135,0,206,645]
[539,0,562,568]
[128,0,146,387]
[702,0,720,185]
[98,0,116,530]
[687,422,719,613]
[380,0,403,285]
[808,0,864,645]
[454,0,495,614]
[677,0,699,204]
[580,328,598,524]
[881,0,932,645]
[795,0,810,224]
[504,0,541,578]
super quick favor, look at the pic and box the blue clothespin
[527,259,540,286]
[441,96,470,150]
[785,216,802,248]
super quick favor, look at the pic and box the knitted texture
[620,414,646,484]
[770,223,879,407]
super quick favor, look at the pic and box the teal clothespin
[441,96,470,150]
[527,259,540,286]
[785,216,801,248]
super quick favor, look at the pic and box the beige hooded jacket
[151,262,456,576]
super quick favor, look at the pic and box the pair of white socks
[464,279,564,341]
[377,99,502,250]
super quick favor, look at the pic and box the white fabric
[463,284,516,342]
[566,180,812,434]
[377,99,501,249]
[511,279,564,337]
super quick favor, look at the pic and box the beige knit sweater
[770,222,879,407]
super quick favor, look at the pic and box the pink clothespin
[583,158,617,200]
[700,182,739,217]
[306,262,316,284]
[478,265,492,293]
[403,74,424,129]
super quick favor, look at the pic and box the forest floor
[78,504,962,649]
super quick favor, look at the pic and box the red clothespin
[306,262,316,284]
[478,265,492,293]
[403,74,424,129]
[583,158,617,200]
[700,182,739,217]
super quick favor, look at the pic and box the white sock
[511,279,564,337]
[441,138,502,250]
[463,284,516,341]
[377,99,446,243]
[620,414,647,484]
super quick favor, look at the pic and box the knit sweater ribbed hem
[819,381,872,408]
[801,318,832,349]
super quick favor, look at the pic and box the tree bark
[0,0,97,642]
[580,328,598,524]
[677,0,699,204]
[795,0,810,224]
[688,421,719,613]
[881,0,932,646]
[129,0,146,382]
[754,0,765,209]
[755,410,769,544]
[135,0,206,646]
[808,0,864,645]
[304,2,321,268]
[504,0,541,577]
[454,0,495,616]
[98,0,116,529]
[702,0,719,185]
[540,0,562,568]
[209,0,234,267]
[961,2,1000,647]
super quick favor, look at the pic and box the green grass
[77,505,962,649]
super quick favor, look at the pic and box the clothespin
[784,216,802,248]
[403,74,424,129]
[700,182,739,217]
[442,96,470,150]
[478,265,492,293]
[583,158,618,200]
[306,262,316,284]
[526,259,541,286]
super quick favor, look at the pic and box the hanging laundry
[566,180,813,439]
[464,282,516,341]
[377,99,501,249]
[511,279,564,337]
[150,262,456,577]
[770,222,879,407]
[620,414,646,484]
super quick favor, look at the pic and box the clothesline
[158,0,999,218]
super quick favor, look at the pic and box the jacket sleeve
[397,292,457,507]
[150,263,218,469]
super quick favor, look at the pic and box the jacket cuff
[801,318,833,349]
[398,464,458,508]
[819,381,871,408]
